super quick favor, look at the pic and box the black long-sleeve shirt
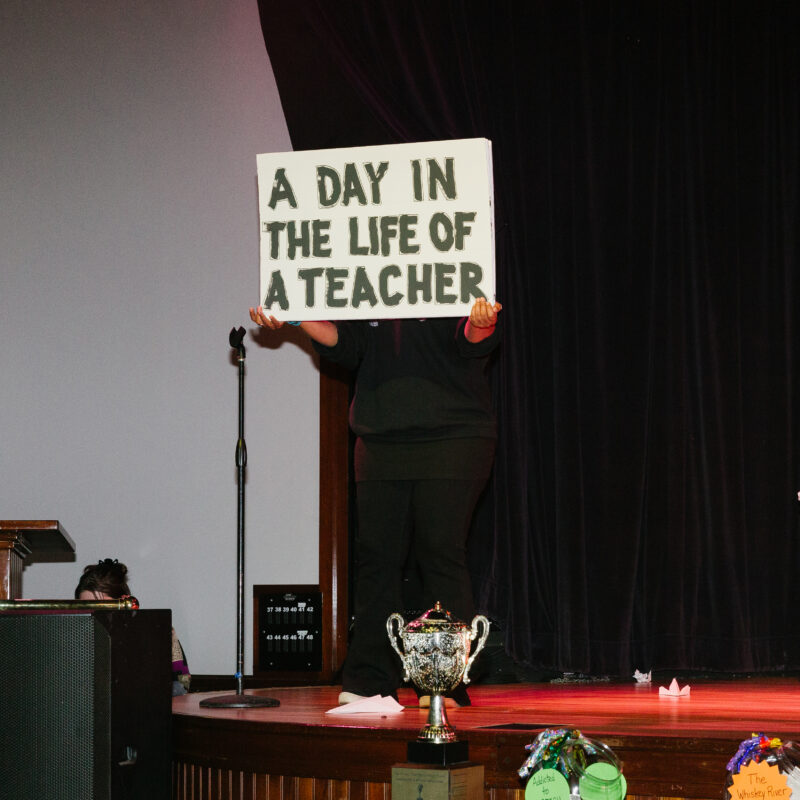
[313,317,500,480]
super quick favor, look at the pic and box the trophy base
[407,739,469,765]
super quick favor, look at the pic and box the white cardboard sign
[256,138,495,321]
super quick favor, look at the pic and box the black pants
[341,477,488,697]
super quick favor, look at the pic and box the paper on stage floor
[633,669,652,683]
[659,677,691,697]
[325,695,405,714]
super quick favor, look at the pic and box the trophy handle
[462,614,490,685]
[386,613,410,682]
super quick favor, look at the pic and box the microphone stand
[199,327,279,709]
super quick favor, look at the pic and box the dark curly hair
[74,558,130,599]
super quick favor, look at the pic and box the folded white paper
[633,669,652,684]
[658,677,690,697]
[325,694,406,714]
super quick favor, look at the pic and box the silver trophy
[387,602,490,751]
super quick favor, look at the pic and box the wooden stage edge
[172,677,800,800]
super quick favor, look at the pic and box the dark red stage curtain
[257,0,800,676]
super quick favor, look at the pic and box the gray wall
[0,0,320,675]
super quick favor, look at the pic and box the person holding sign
[249,298,501,705]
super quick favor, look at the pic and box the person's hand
[249,306,284,330]
[469,297,502,328]
[247,310,339,346]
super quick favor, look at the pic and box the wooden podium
[0,520,75,600]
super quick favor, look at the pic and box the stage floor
[172,678,800,799]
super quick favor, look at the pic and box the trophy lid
[405,601,468,633]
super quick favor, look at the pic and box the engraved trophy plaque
[387,602,490,764]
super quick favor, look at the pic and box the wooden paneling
[172,763,724,800]
[317,362,351,681]
[172,766,391,800]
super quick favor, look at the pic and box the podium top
[0,520,75,553]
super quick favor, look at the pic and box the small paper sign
[524,768,571,800]
[730,759,792,800]
[256,138,495,321]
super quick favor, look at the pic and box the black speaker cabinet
[0,609,172,800]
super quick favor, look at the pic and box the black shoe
[446,682,471,707]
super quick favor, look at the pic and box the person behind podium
[249,298,501,706]
[75,558,191,696]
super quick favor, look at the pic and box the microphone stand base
[199,693,280,709]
